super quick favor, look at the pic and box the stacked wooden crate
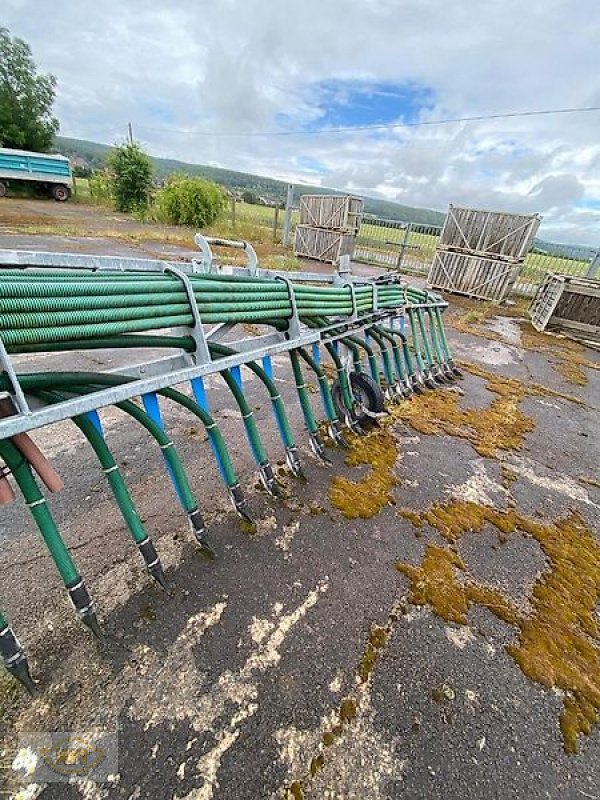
[294,194,363,264]
[530,273,600,344]
[427,205,542,301]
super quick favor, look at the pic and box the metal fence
[513,244,599,296]
[223,202,599,297]
[353,218,441,275]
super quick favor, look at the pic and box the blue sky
[304,80,435,129]
[4,0,600,245]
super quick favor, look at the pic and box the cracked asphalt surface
[0,206,599,800]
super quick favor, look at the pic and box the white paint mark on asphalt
[449,460,507,506]
[275,520,300,558]
[159,581,329,800]
[503,455,598,507]
[533,398,561,410]
[486,317,522,347]
[328,671,343,693]
[445,626,476,649]
[249,615,275,645]
[453,339,521,367]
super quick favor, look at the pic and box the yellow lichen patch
[288,781,304,800]
[397,508,424,528]
[329,427,399,518]
[394,385,535,458]
[358,625,388,683]
[398,502,600,753]
[397,545,470,624]
[421,500,517,543]
[460,361,584,406]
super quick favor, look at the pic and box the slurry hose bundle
[0,266,460,692]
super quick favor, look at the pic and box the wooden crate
[439,205,541,260]
[427,249,521,301]
[294,225,355,264]
[529,273,600,343]
[299,194,363,233]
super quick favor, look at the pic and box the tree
[107,142,153,212]
[0,27,59,151]
[241,190,259,205]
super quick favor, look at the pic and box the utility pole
[127,122,133,144]
[282,183,294,247]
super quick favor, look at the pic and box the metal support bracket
[162,264,211,364]
[274,275,303,339]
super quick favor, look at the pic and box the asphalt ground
[0,209,599,800]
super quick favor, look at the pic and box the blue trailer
[0,147,73,201]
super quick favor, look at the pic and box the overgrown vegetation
[107,142,153,213]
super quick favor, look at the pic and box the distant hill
[54,136,446,227]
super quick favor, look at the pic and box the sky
[4,0,600,245]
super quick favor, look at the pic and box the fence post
[231,197,236,229]
[397,223,412,268]
[272,205,280,243]
[282,184,294,247]
[586,249,600,278]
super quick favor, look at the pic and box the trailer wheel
[331,372,385,427]
[0,181,6,198]
[51,184,70,202]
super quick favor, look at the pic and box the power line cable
[132,106,600,138]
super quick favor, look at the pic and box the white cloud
[4,0,600,244]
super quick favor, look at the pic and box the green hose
[0,439,78,585]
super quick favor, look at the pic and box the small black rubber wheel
[0,181,6,198]
[51,184,70,201]
[331,372,386,426]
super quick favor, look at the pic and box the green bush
[88,170,112,205]
[107,142,153,213]
[156,175,227,228]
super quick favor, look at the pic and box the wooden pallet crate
[439,205,541,261]
[299,194,363,233]
[294,225,355,264]
[529,273,600,343]
[427,249,521,301]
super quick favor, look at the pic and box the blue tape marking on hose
[84,409,103,435]
[190,377,227,481]
[262,355,273,380]
[142,392,185,507]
